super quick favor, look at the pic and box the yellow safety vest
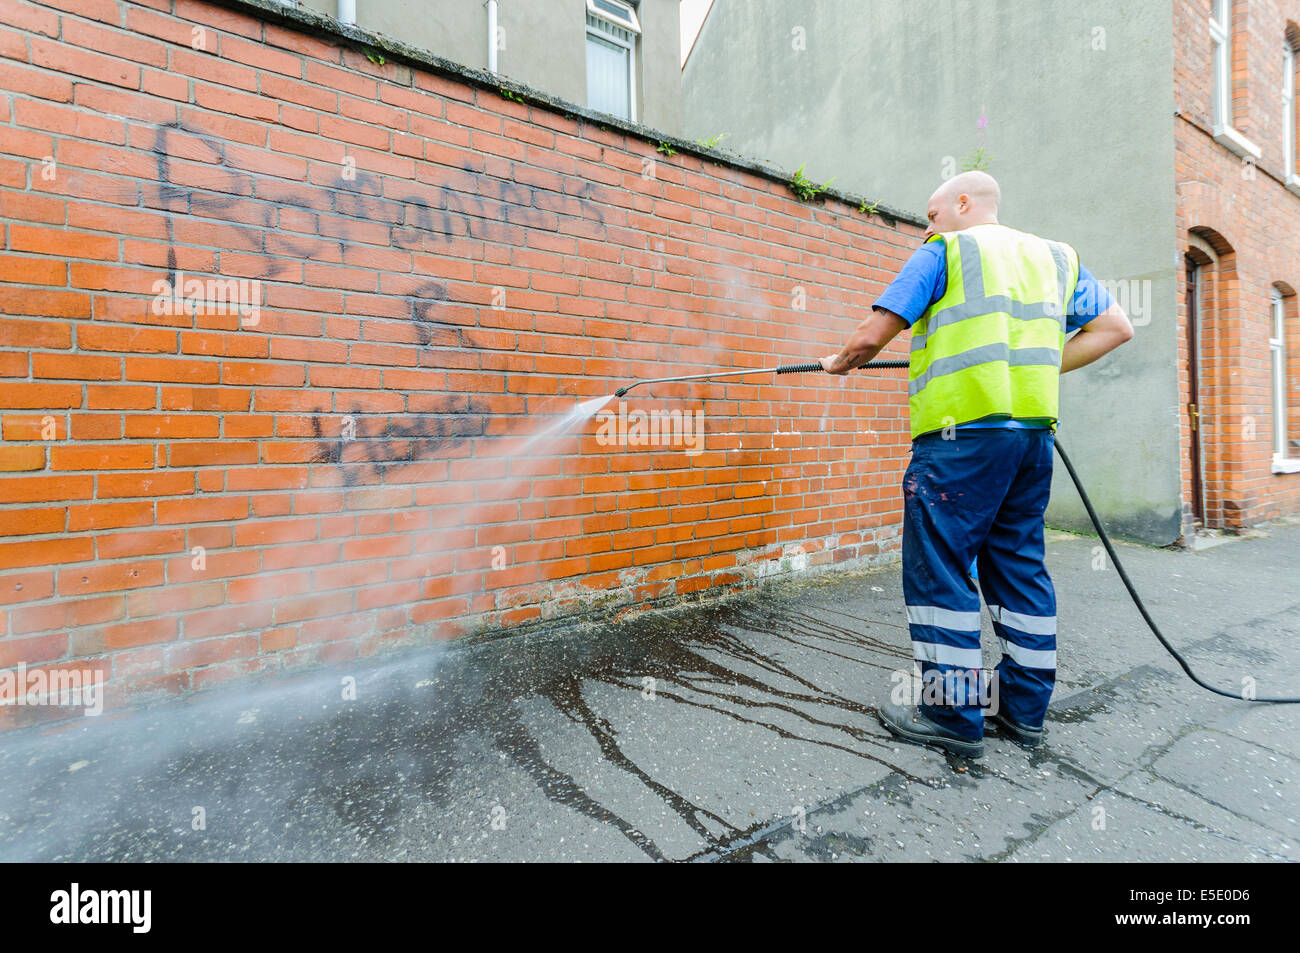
[908,223,1080,439]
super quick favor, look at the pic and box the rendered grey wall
[296,0,682,131]
[683,0,1180,543]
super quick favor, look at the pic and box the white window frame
[1286,42,1299,191]
[1210,1,1262,159]
[586,0,639,122]
[1271,288,1300,472]
[587,0,639,33]
[1210,0,1232,127]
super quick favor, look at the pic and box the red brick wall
[0,0,917,725]
[1174,0,1300,533]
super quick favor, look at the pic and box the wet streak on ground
[410,593,928,860]
[0,576,925,862]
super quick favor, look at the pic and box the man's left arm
[1060,263,1133,373]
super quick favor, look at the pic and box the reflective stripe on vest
[907,225,1079,439]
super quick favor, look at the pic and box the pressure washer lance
[610,358,1299,704]
[612,359,910,397]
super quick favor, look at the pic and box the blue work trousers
[901,427,1059,739]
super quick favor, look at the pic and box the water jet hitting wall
[0,0,918,727]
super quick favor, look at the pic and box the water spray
[606,357,1299,704]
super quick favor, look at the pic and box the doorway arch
[1184,227,1239,530]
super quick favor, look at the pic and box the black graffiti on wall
[310,406,490,487]
[144,121,613,482]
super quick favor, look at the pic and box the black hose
[619,358,1296,702]
[1054,437,1299,703]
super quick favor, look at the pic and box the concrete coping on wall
[214,0,927,231]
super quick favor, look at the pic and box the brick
[259,626,298,652]
[304,60,376,99]
[124,7,198,45]
[190,657,277,690]
[0,570,55,606]
[0,1,60,37]
[33,354,121,380]
[66,501,153,531]
[0,534,85,573]
[101,616,179,650]
[0,447,46,472]
[218,34,302,77]
[124,357,220,384]
[62,17,168,68]
[0,60,74,102]
[97,471,192,498]
[0,632,67,668]
[9,225,119,260]
[50,446,152,470]
[166,440,256,469]
[0,351,26,377]
[167,633,259,669]
[0,506,62,535]
[8,594,123,635]
[31,37,141,88]
[195,82,279,122]
[75,84,176,124]
[156,496,249,524]
[0,254,66,285]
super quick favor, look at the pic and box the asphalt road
[1,521,1296,862]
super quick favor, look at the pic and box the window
[1211,0,1232,128]
[1271,288,1299,471]
[1286,42,1297,183]
[1209,1,1261,158]
[586,0,639,121]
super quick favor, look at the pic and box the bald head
[924,171,1001,239]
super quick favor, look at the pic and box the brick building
[1175,0,1300,532]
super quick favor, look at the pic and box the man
[821,171,1133,759]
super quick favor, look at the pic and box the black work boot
[878,702,984,759]
[989,710,1044,748]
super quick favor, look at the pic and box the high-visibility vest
[908,223,1080,439]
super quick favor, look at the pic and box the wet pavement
[0,521,1296,862]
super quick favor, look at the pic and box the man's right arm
[821,240,943,374]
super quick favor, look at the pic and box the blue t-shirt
[874,237,1115,430]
